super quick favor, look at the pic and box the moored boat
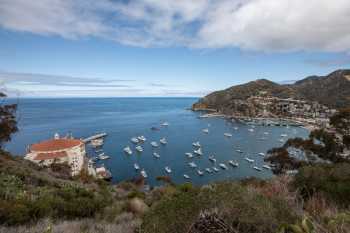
[194,148,203,156]
[134,163,140,170]
[140,169,148,178]
[160,138,167,145]
[209,156,216,163]
[131,137,139,144]
[165,166,172,173]
[153,152,160,158]
[188,162,197,168]
[245,157,254,163]
[135,145,143,152]
[123,146,132,155]
[192,141,201,147]
[197,170,204,176]
[212,167,219,172]
[185,152,193,158]
[151,141,159,147]
[224,133,232,137]
[253,166,262,171]
[183,174,190,179]
[228,160,239,167]
[219,163,228,170]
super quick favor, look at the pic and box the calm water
[5,98,309,186]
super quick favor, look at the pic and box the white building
[25,135,86,176]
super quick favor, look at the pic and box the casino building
[25,134,86,176]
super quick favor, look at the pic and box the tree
[0,93,18,149]
[330,108,350,135]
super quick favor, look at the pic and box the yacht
[212,167,219,172]
[245,157,254,163]
[253,166,262,171]
[153,152,160,158]
[91,138,103,148]
[280,134,288,137]
[202,128,209,134]
[224,133,233,137]
[183,174,190,179]
[263,165,272,170]
[209,156,216,163]
[192,141,201,147]
[236,149,243,153]
[98,153,110,160]
[248,128,255,132]
[138,136,146,142]
[228,160,239,167]
[185,152,193,158]
[205,168,213,173]
[194,148,203,156]
[123,146,132,155]
[188,162,197,168]
[160,122,169,127]
[219,163,228,170]
[258,152,265,156]
[135,145,143,152]
[160,138,167,145]
[151,141,159,147]
[131,137,139,144]
[134,163,140,170]
[140,169,148,178]
[197,170,204,176]
[165,166,172,174]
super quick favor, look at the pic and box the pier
[83,133,107,143]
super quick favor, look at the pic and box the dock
[83,133,107,143]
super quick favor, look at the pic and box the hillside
[193,69,350,112]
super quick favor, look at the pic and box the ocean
[5,97,309,186]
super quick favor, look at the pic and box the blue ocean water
[5,98,309,186]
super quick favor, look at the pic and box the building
[25,134,86,176]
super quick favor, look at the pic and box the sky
[0,0,350,98]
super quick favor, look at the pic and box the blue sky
[0,0,349,97]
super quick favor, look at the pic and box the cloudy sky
[0,0,350,97]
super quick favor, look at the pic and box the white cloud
[1,0,350,52]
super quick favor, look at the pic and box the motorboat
[153,152,160,158]
[263,165,272,170]
[192,141,201,147]
[131,137,139,144]
[138,135,146,142]
[278,139,285,143]
[258,152,265,156]
[253,166,262,171]
[185,152,193,158]
[151,141,159,147]
[228,160,239,167]
[263,132,269,135]
[219,163,228,170]
[236,149,243,153]
[194,148,203,156]
[140,169,148,178]
[98,153,110,160]
[248,128,255,132]
[160,122,169,127]
[209,156,216,163]
[151,126,160,131]
[183,174,190,179]
[188,162,197,168]
[165,166,172,174]
[197,170,204,176]
[134,163,140,170]
[212,167,219,172]
[233,127,239,130]
[245,157,254,163]
[160,138,167,145]
[202,128,209,134]
[224,133,232,137]
[123,146,132,155]
[280,134,288,137]
[91,138,103,147]
[135,145,143,152]
[205,168,213,173]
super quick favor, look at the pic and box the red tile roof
[30,139,83,152]
[34,151,68,160]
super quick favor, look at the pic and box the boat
[135,145,143,152]
[197,170,204,176]
[212,167,219,172]
[248,128,254,132]
[153,152,160,158]
[280,134,288,137]
[205,168,213,173]
[185,152,193,158]
[209,156,216,163]
[192,141,201,147]
[224,133,233,137]
[165,166,172,173]
[138,135,146,142]
[263,132,269,135]
[219,163,228,170]
[236,149,243,153]
[123,146,132,155]
[202,128,209,134]
[183,174,190,179]
[258,152,265,156]
[188,162,197,168]
[194,148,203,156]
[95,149,103,153]
[228,160,239,167]
[151,126,160,131]
[234,127,239,130]
[131,137,139,144]
[263,165,272,170]
[134,163,140,170]
[278,139,285,143]
[245,157,254,163]
[98,153,110,160]
[253,166,262,171]
[160,122,169,127]
[140,169,148,178]
[160,138,167,145]
[91,138,104,147]
[151,141,159,147]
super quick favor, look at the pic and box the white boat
[236,149,243,153]
[165,166,172,173]
[91,138,104,147]
[205,168,213,173]
[228,160,239,167]
[135,145,143,152]
[194,148,203,156]
[134,163,140,170]
[202,128,209,134]
[280,134,288,137]
[224,133,232,137]
[234,127,239,130]
[245,157,254,163]
[183,174,190,179]
[140,169,147,178]
[253,166,262,171]
[131,137,139,144]
[98,153,110,160]
[258,152,265,156]
[197,170,204,176]
[160,138,167,145]
[123,146,132,155]
[192,141,201,147]
[263,132,269,135]
[248,128,254,132]
[138,136,146,142]
[209,156,216,163]
[153,152,160,158]
[212,167,219,172]
[219,163,228,170]
[151,141,159,147]
[263,165,272,170]
[278,139,285,143]
[188,162,197,168]
[160,122,169,127]
[185,152,193,158]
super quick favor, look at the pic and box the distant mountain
[193,69,350,113]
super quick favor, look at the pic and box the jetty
[83,133,107,143]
